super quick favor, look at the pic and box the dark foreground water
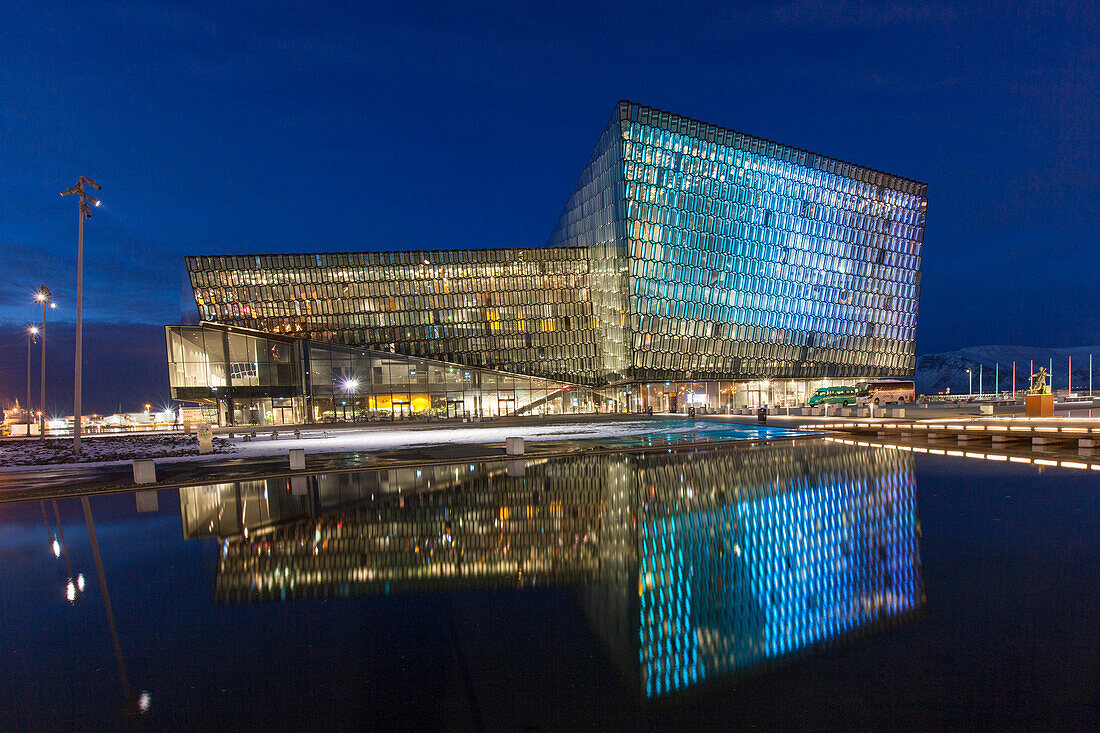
[1,439,1097,730]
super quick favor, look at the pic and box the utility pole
[60,177,101,455]
[35,287,53,438]
[25,325,39,431]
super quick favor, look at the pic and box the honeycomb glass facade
[180,101,926,411]
[186,247,600,384]
[179,442,924,695]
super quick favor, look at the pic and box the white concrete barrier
[197,422,213,454]
[132,460,157,485]
[506,437,525,455]
[890,408,906,418]
[289,448,306,470]
[979,404,993,415]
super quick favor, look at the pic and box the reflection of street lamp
[60,175,101,456]
[965,368,972,396]
[25,325,38,429]
[34,286,54,439]
[81,497,150,719]
[50,501,81,603]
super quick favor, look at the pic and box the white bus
[856,379,916,406]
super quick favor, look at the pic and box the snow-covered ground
[223,419,701,458]
[0,434,234,468]
[0,419,764,471]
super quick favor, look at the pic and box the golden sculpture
[1028,367,1051,395]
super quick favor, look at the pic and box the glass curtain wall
[619,102,926,382]
[305,341,594,422]
[167,324,597,426]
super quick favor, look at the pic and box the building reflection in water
[179,441,924,696]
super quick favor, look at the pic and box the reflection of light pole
[40,501,59,557]
[965,368,972,396]
[51,501,82,602]
[60,176,101,456]
[81,496,149,718]
[34,287,54,438]
[25,325,38,430]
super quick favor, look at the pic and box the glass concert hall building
[167,101,926,425]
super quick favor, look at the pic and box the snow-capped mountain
[915,345,1100,395]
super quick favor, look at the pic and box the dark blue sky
[1,1,1097,365]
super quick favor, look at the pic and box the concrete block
[1032,436,1058,445]
[1079,438,1097,448]
[197,422,214,454]
[135,490,159,513]
[890,408,906,418]
[979,404,993,415]
[132,460,157,485]
[506,437,525,455]
[289,448,306,470]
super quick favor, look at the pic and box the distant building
[169,101,927,424]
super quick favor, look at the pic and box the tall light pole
[61,176,101,455]
[966,368,972,396]
[25,325,39,431]
[35,286,54,438]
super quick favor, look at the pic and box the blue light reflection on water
[639,457,921,697]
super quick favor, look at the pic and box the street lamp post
[966,368,972,396]
[342,378,360,422]
[34,287,54,438]
[61,176,101,455]
[25,325,39,431]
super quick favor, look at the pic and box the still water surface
[1,439,1097,730]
